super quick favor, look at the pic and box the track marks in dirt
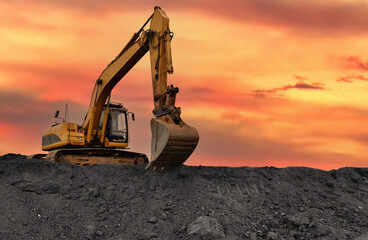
[204,174,269,202]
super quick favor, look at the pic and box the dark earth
[0,154,367,240]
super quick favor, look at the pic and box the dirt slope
[0,154,367,240]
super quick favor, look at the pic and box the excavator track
[44,148,148,166]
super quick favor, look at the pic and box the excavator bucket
[146,116,199,170]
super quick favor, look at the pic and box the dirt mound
[0,154,367,239]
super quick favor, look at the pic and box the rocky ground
[0,154,367,240]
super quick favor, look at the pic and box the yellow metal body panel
[149,8,173,109]
[41,122,84,151]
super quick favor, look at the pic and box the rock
[147,216,157,223]
[98,206,107,214]
[267,231,278,240]
[107,234,125,240]
[63,194,71,199]
[158,211,167,220]
[187,216,225,239]
[132,197,145,208]
[80,191,90,201]
[22,219,28,226]
[287,213,310,227]
[149,181,156,191]
[178,225,187,233]
[315,224,331,237]
[299,206,306,212]
[140,232,158,239]
[103,191,115,201]
[40,182,60,194]
[90,186,100,198]
[98,212,110,221]
[70,192,80,200]
[96,230,104,236]
[107,184,118,191]
[249,232,257,240]
[355,233,368,240]
[86,225,96,235]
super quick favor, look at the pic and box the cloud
[1,84,367,170]
[337,75,368,83]
[18,0,368,35]
[0,89,88,155]
[0,61,96,104]
[339,56,368,72]
[186,117,365,170]
[349,133,368,147]
[280,81,325,91]
[293,74,309,81]
[0,89,86,126]
[251,75,325,98]
[0,61,155,106]
[0,13,55,32]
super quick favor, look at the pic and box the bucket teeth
[146,117,199,170]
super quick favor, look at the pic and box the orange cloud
[251,75,325,98]
[186,117,367,170]
[339,56,368,72]
[0,122,18,137]
[337,75,368,83]
[21,0,368,35]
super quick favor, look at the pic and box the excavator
[31,7,199,170]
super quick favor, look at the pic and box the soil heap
[0,154,367,239]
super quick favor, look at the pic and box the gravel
[0,153,367,239]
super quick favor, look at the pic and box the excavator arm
[82,32,147,141]
[82,7,199,170]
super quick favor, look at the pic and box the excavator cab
[107,110,127,143]
[106,105,129,143]
[99,103,132,145]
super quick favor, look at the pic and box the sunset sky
[1,0,368,170]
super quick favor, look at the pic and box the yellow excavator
[31,7,199,170]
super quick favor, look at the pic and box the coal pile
[0,154,367,239]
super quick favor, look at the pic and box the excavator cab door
[99,103,130,144]
[106,109,129,143]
